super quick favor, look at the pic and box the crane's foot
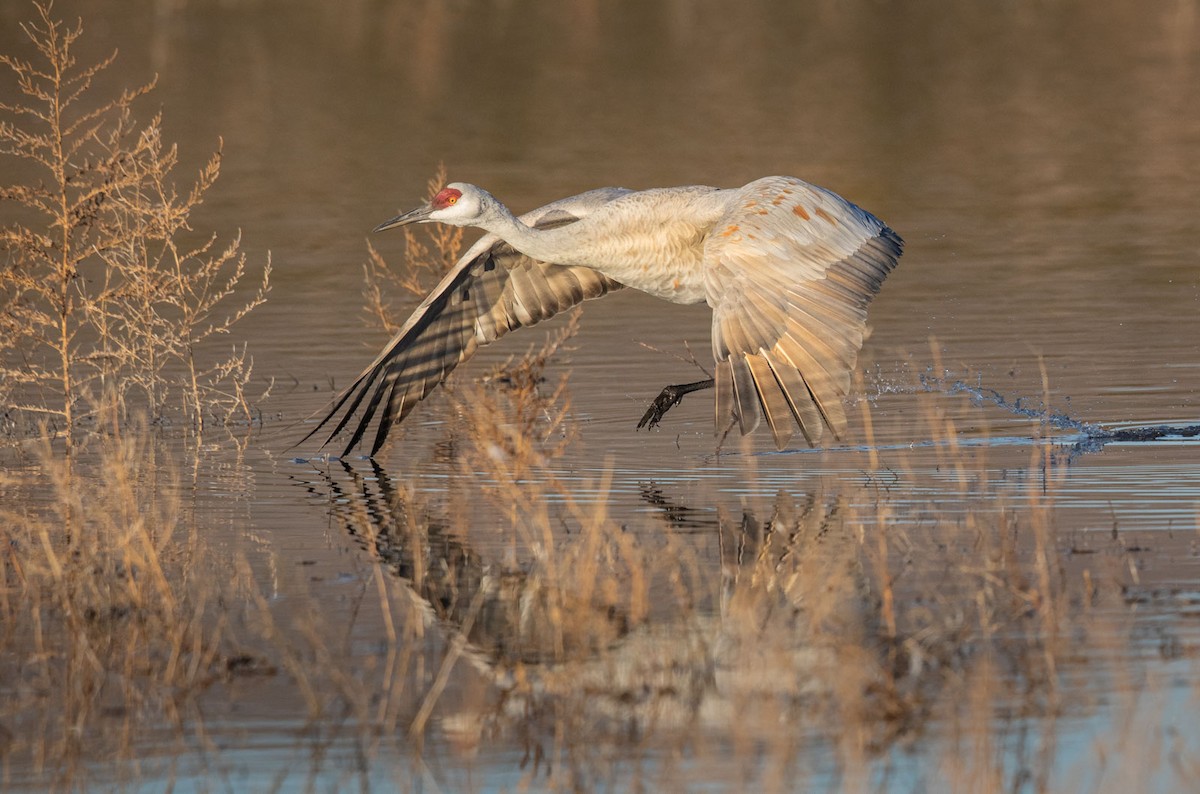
[637,378,715,430]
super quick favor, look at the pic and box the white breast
[546,186,733,305]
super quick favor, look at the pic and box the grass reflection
[2,336,1197,790]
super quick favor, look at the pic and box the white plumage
[306,177,903,457]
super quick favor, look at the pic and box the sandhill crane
[306,177,903,457]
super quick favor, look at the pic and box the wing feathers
[765,352,824,446]
[704,176,902,448]
[745,354,794,449]
[774,331,849,437]
[309,177,899,456]
[729,355,763,435]
[371,378,405,457]
[715,360,738,432]
[308,188,631,456]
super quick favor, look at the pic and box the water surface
[2,1,1198,790]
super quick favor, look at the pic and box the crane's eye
[433,187,463,209]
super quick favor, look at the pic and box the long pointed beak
[373,203,434,233]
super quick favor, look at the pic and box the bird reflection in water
[297,458,883,761]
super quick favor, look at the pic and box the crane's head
[373,182,495,232]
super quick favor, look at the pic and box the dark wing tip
[309,189,633,457]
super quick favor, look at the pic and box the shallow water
[2,0,1200,790]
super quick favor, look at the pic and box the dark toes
[637,387,681,430]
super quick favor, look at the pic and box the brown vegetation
[0,3,270,449]
[1,5,1195,793]
[284,354,1189,793]
[7,343,1187,790]
[362,163,463,335]
[0,5,275,786]
[0,415,261,786]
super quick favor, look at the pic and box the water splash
[869,368,1200,451]
[917,372,1094,433]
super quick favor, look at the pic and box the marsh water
[3,1,1200,790]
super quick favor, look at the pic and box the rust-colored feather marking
[813,207,838,226]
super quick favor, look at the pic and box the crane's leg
[637,378,715,430]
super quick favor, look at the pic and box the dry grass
[284,342,1196,792]
[362,163,462,335]
[0,407,265,788]
[0,3,271,448]
[2,7,1197,791]
[2,271,1196,791]
[0,5,278,787]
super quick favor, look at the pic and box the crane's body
[305,176,903,457]
[480,184,726,303]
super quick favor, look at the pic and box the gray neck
[476,203,592,266]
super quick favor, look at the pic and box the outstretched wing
[307,187,630,457]
[703,176,903,450]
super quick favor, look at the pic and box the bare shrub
[0,3,270,448]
